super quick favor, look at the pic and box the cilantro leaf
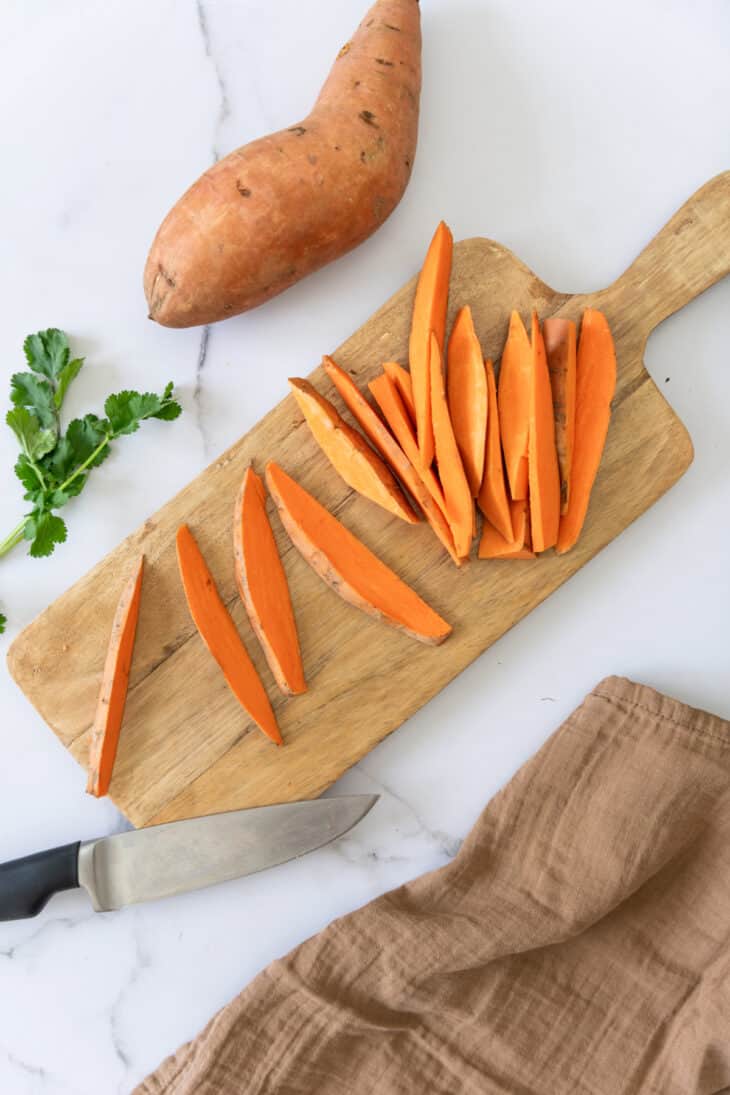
[6,407,57,461]
[64,414,111,467]
[152,399,183,422]
[2,329,182,585]
[23,329,71,381]
[24,511,68,558]
[104,385,181,434]
[0,613,5,635]
[15,454,45,494]
[54,357,84,409]
[105,391,157,435]
[10,372,58,431]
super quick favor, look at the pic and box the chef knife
[0,795,378,921]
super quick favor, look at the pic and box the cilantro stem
[58,433,112,494]
[28,456,47,492]
[0,521,27,559]
[0,436,112,561]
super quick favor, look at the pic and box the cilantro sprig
[1,329,182,625]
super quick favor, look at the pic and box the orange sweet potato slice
[497,310,531,500]
[234,467,306,697]
[265,462,452,645]
[177,524,282,745]
[544,317,577,515]
[477,358,513,543]
[369,372,449,522]
[322,357,459,565]
[289,378,419,524]
[557,309,617,553]
[528,313,561,552]
[383,361,417,424]
[87,555,145,797]
[429,333,473,559]
[409,221,453,468]
[447,306,488,496]
[478,499,528,559]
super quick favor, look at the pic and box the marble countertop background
[1,1,729,1091]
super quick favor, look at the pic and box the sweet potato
[265,462,452,646]
[177,525,282,745]
[369,372,449,524]
[234,467,306,696]
[430,334,473,559]
[497,310,531,500]
[544,317,577,514]
[383,362,417,423]
[87,555,144,798]
[557,310,617,553]
[447,306,488,496]
[528,313,561,553]
[144,0,421,327]
[477,358,513,543]
[324,359,459,564]
[409,222,453,467]
[289,377,419,523]
[478,499,528,559]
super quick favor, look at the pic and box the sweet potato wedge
[323,357,459,565]
[369,372,449,524]
[234,467,306,696]
[478,499,528,559]
[528,313,561,553]
[447,306,488,496]
[383,361,417,424]
[86,555,145,798]
[177,524,282,745]
[409,222,453,467]
[544,317,577,514]
[497,310,531,500]
[477,358,513,543]
[289,377,419,524]
[265,462,452,645]
[557,309,617,553]
[430,333,473,559]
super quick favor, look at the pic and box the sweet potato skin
[145,0,421,328]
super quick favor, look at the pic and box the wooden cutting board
[8,173,730,828]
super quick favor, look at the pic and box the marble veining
[0,1,728,1092]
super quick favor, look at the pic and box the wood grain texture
[8,172,730,828]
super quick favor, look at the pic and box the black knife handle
[0,842,80,921]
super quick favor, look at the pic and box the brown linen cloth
[137,677,730,1095]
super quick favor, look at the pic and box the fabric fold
[137,677,730,1095]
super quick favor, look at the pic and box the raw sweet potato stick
[383,361,417,424]
[557,309,617,553]
[322,357,460,565]
[477,358,513,543]
[289,378,419,524]
[369,372,450,524]
[528,313,561,552]
[429,333,474,559]
[177,524,282,745]
[544,317,577,514]
[447,306,488,496]
[497,311,531,500]
[409,222,453,468]
[234,467,306,696]
[86,555,145,798]
[265,462,452,645]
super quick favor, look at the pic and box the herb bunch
[1,329,181,629]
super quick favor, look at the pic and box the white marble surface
[0,0,729,1090]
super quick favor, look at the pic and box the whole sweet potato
[144,0,421,328]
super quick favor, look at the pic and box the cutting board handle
[603,171,730,339]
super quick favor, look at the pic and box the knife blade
[0,795,378,921]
